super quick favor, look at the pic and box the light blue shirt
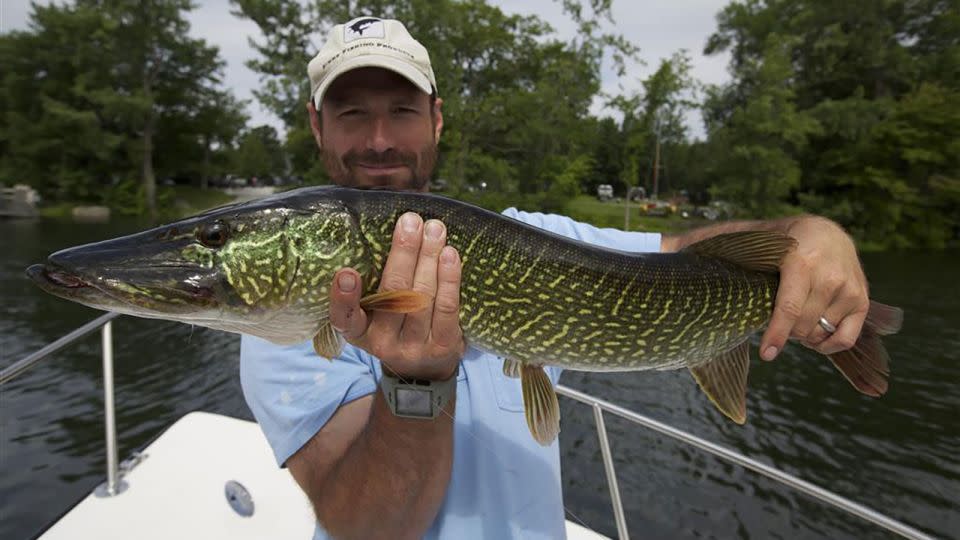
[240,208,661,539]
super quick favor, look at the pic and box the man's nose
[365,116,394,153]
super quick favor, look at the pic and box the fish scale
[340,189,778,372]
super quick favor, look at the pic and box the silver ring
[818,316,837,333]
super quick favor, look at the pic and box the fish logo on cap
[344,17,385,42]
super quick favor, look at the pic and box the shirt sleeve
[240,335,377,467]
[501,208,663,253]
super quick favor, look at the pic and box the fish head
[27,190,372,344]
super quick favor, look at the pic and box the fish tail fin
[825,300,903,397]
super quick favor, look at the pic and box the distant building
[0,184,40,218]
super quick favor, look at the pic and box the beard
[322,142,438,191]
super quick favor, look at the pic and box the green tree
[608,51,698,198]
[705,36,821,216]
[704,0,959,246]
[231,0,636,195]
[0,5,124,201]
[0,0,245,215]
[234,125,287,181]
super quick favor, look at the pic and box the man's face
[310,68,442,191]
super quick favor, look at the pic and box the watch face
[395,387,434,418]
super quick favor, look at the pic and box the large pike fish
[27,187,903,444]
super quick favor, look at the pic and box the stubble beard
[322,141,438,191]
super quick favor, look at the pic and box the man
[241,17,871,540]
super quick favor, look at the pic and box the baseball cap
[307,17,438,108]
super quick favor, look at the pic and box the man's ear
[307,101,323,149]
[432,97,444,142]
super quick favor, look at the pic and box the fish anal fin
[360,290,431,313]
[682,231,797,273]
[689,341,751,424]
[503,358,522,378]
[312,320,343,360]
[521,365,561,445]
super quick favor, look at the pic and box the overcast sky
[1,0,732,138]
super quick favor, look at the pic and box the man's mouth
[356,163,407,171]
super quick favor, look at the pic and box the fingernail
[401,212,420,233]
[338,273,356,292]
[425,220,444,240]
[441,246,457,264]
[762,346,778,361]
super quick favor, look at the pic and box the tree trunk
[652,136,660,200]
[201,135,211,190]
[143,116,156,219]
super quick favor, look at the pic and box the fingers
[794,275,843,346]
[809,286,868,354]
[762,256,870,360]
[431,246,463,354]
[368,213,424,342]
[400,219,447,348]
[816,306,868,355]
[329,268,368,341]
[760,258,810,361]
[326,213,465,378]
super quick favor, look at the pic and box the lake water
[1,217,957,539]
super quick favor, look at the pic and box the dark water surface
[1,218,957,539]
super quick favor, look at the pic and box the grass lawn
[164,185,235,216]
[563,195,710,234]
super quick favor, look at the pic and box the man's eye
[394,107,418,114]
[339,109,363,117]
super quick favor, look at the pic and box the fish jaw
[25,230,224,318]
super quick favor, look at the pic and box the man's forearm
[661,215,815,252]
[309,389,455,540]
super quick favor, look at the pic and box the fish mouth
[26,262,217,313]
[29,265,93,290]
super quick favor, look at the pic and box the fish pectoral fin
[359,290,431,313]
[681,231,797,273]
[312,320,343,360]
[503,358,522,378]
[521,364,561,445]
[689,341,751,424]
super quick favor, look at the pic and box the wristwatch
[380,365,459,419]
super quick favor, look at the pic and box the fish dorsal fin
[682,231,797,273]
[689,341,751,424]
[503,358,522,378]
[521,364,561,445]
[359,290,431,313]
[312,320,343,360]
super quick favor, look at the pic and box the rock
[72,206,111,223]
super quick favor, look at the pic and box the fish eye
[198,221,229,248]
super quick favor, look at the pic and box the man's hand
[760,216,869,361]
[329,212,465,380]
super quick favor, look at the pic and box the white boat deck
[38,411,607,539]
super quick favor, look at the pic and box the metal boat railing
[1,314,935,540]
[1,311,125,496]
